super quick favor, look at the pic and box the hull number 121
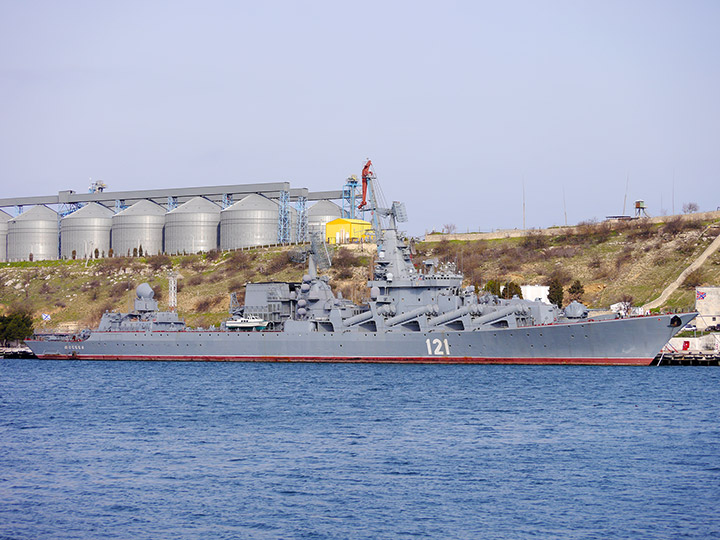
[425,338,450,356]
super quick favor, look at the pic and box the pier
[653,352,720,366]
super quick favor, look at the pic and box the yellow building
[325,218,374,244]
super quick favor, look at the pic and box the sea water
[1,360,719,540]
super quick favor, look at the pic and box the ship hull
[26,313,695,366]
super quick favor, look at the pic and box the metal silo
[112,200,165,257]
[220,194,278,250]
[165,197,221,254]
[7,205,59,261]
[0,209,10,262]
[308,200,341,239]
[60,203,114,259]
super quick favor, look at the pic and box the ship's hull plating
[26,313,695,365]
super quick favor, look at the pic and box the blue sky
[1,0,718,234]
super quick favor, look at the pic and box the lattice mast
[168,271,178,311]
[277,190,290,244]
[296,196,308,243]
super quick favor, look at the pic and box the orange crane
[357,159,374,210]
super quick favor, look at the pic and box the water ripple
[1,361,719,539]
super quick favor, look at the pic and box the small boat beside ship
[225,316,269,331]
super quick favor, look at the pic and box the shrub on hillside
[683,269,704,289]
[547,246,580,258]
[627,220,655,241]
[81,280,101,292]
[662,216,703,236]
[187,274,204,286]
[615,247,633,269]
[588,255,602,269]
[98,258,126,273]
[151,284,163,301]
[209,272,224,283]
[109,281,133,298]
[520,231,547,250]
[195,298,212,312]
[267,252,291,274]
[228,280,244,293]
[205,250,221,262]
[179,256,195,269]
[335,267,354,280]
[227,250,251,267]
[546,267,572,286]
[147,254,171,271]
[333,247,362,268]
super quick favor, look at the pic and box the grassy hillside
[1,214,718,331]
[417,216,720,311]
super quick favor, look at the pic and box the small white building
[521,285,550,304]
[695,287,720,330]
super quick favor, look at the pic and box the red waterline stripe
[34,354,654,366]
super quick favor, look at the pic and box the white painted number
[425,338,450,356]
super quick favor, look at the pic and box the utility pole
[522,179,526,230]
[622,174,629,216]
[672,169,675,215]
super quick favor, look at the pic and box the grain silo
[7,205,59,261]
[165,197,221,254]
[60,203,114,259]
[0,209,11,262]
[111,200,165,257]
[220,194,278,250]
[308,200,342,238]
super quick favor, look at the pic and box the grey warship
[27,199,696,365]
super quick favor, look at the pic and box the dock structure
[654,352,720,366]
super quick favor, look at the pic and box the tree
[0,310,34,345]
[500,281,523,299]
[483,280,501,296]
[568,280,584,302]
[133,247,138,257]
[442,223,457,234]
[94,248,99,259]
[548,278,564,307]
[682,202,699,214]
[138,245,144,257]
